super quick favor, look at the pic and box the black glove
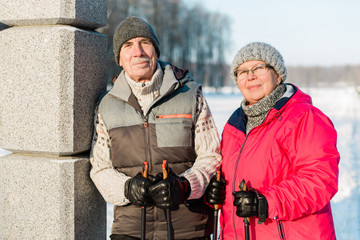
[148,170,190,210]
[232,189,268,224]
[205,175,226,205]
[124,172,153,207]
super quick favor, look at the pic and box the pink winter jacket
[220,84,340,240]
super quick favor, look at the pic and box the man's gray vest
[98,61,213,239]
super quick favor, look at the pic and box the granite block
[0,0,107,29]
[0,26,107,155]
[0,153,106,240]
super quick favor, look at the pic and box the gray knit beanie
[113,16,160,65]
[231,42,287,83]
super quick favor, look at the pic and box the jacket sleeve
[89,110,131,206]
[264,106,340,221]
[181,89,222,199]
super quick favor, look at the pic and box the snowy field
[1,86,359,239]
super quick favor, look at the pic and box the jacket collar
[274,83,297,110]
[108,60,192,114]
[227,83,298,133]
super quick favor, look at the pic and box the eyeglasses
[235,64,273,80]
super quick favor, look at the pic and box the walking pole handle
[141,161,148,240]
[239,179,250,223]
[213,170,221,240]
[214,170,221,210]
[142,161,148,178]
[162,160,173,240]
[162,160,168,179]
[239,179,247,191]
[239,179,250,240]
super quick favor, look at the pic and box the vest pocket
[156,118,193,147]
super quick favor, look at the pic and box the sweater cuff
[179,176,191,201]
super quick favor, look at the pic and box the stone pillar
[0,0,108,239]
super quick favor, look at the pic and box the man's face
[119,37,158,82]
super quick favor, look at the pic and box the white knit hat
[231,42,287,83]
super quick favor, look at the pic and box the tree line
[96,0,360,88]
[287,65,360,88]
[96,0,231,87]
[2,1,359,89]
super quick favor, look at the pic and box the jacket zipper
[156,114,192,119]
[277,221,286,240]
[232,109,282,239]
[143,115,152,169]
[232,136,248,240]
[141,85,186,170]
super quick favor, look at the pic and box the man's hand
[148,171,190,210]
[124,172,153,207]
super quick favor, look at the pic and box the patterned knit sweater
[90,63,222,206]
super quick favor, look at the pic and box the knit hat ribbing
[231,42,287,84]
[113,16,160,65]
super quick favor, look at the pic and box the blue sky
[187,0,360,66]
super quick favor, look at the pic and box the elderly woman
[206,42,340,239]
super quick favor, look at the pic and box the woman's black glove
[205,175,226,205]
[232,189,268,224]
[124,172,153,207]
[148,170,190,210]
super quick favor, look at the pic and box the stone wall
[0,0,108,239]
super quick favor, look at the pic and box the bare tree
[96,0,231,87]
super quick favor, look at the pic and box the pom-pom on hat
[113,16,160,65]
[231,42,287,83]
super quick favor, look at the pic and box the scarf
[241,84,286,133]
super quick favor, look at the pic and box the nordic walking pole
[239,179,250,240]
[141,161,148,240]
[212,170,221,240]
[162,160,173,240]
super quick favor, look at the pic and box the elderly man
[90,16,222,240]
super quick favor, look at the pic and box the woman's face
[236,60,282,105]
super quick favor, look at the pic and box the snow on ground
[1,86,360,239]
